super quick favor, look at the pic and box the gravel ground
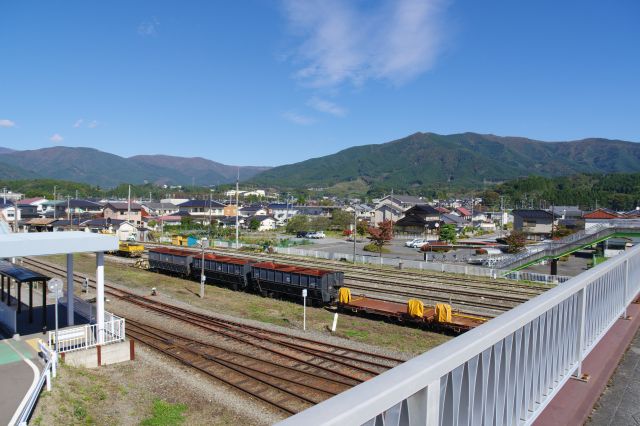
[31,345,275,425]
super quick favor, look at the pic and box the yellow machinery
[171,235,188,246]
[115,242,144,258]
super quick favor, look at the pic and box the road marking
[5,339,40,426]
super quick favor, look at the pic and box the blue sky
[1,1,638,167]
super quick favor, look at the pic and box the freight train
[147,247,343,304]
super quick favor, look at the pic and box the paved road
[0,337,40,425]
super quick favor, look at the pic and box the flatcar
[147,247,343,304]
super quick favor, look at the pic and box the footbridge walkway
[494,220,640,271]
[277,234,640,426]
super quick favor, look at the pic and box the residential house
[373,195,426,224]
[66,199,103,217]
[41,200,67,218]
[454,207,472,220]
[141,202,179,217]
[103,202,143,225]
[218,216,245,228]
[177,199,225,224]
[247,215,277,231]
[553,206,584,230]
[583,208,623,230]
[17,197,48,216]
[268,203,298,224]
[512,209,556,240]
[344,204,374,221]
[0,203,20,228]
[239,205,268,217]
[394,204,442,235]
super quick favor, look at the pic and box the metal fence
[277,241,640,426]
[48,311,126,353]
[15,340,55,426]
[272,246,570,284]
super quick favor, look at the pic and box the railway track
[142,243,546,315]
[22,257,403,415]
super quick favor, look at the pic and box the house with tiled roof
[512,209,556,240]
[103,202,144,226]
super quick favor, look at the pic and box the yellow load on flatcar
[407,299,424,318]
[435,303,452,323]
[338,287,352,304]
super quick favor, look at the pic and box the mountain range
[0,147,270,187]
[1,132,639,191]
[249,132,640,193]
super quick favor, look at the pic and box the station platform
[534,299,640,426]
[0,334,41,426]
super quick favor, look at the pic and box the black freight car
[192,253,253,291]
[148,248,193,276]
[250,262,342,304]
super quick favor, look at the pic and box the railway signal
[302,289,307,331]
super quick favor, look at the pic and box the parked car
[296,231,310,238]
[405,238,424,247]
[408,238,429,248]
[308,231,326,239]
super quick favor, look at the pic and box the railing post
[575,287,587,377]
[623,259,629,318]
[407,379,441,426]
[45,369,51,391]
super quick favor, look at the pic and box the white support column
[96,252,105,344]
[66,253,74,326]
[574,287,587,377]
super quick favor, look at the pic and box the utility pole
[127,185,132,224]
[235,169,239,249]
[500,196,505,237]
[208,190,212,241]
[53,185,57,219]
[352,205,357,262]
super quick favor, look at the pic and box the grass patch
[141,399,188,426]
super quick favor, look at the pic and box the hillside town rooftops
[178,199,225,208]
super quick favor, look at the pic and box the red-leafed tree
[367,220,394,257]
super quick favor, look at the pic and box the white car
[408,238,428,248]
[405,238,423,247]
[308,231,326,239]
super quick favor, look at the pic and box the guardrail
[15,341,55,426]
[48,312,125,353]
[277,240,640,426]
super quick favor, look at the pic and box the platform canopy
[0,260,50,282]
[0,231,118,258]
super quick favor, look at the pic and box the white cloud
[0,119,16,128]
[73,119,83,128]
[73,119,99,128]
[282,0,447,88]
[88,120,98,128]
[50,133,64,143]
[282,111,315,125]
[307,97,347,117]
[138,17,160,37]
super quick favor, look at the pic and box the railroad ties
[22,257,403,416]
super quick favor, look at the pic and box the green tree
[438,224,458,243]
[505,231,526,253]
[249,218,260,231]
[310,216,330,231]
[356,220,368,237]
[367,220,394,257]
[286,215,310,233]
[330,209,352,231]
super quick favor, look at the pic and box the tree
[438,224,458,243]
[310,216,330,231]
[249,218,260,231]
[330,209,352,231]
[505,231,526,253]
[286,215,310,233]
[367,220,394,257]
[356,220,368,237]
[180,216,193,227]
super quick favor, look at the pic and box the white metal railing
[59,295,95,323]
[15,341,55,426]
[48,312,125,353]
[277,242,640,426]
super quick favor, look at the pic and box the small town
[1,2,639,426]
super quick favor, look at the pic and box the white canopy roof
[0,231,118,258]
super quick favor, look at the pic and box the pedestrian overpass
[494,220,640,272]
[277,238,640,425]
